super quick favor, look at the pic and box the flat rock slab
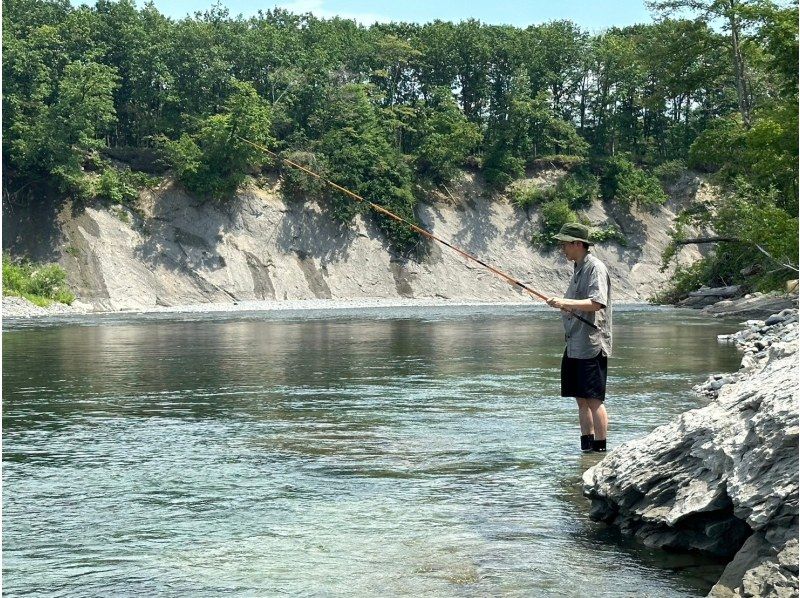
[702,293,798,319]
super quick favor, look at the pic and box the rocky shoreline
[1,295,92,318]
[694,309,799,398]
[583,309,799,597]
[2,295,533,319]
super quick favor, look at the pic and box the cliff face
[583,311,799,597]
[6,170,707,311]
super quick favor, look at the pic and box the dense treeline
[3,0,797,290]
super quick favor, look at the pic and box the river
[3,305,742,596]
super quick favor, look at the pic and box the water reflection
[3,306,741,596]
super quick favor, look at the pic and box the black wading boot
[592,439,607,452]
[580,434,594,452]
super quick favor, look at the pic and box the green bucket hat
[553,222,593,245]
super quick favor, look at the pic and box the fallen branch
[675,237,798,273]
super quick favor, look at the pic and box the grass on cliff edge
[2,254,74,307]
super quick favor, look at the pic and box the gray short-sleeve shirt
[561,253,613,358]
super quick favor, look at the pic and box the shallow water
[3,305,742,596]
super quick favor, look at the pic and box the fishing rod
[236,135,599,331]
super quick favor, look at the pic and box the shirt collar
[573,252,590,274]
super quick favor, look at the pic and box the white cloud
[272,0,390,25]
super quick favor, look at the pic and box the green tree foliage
[410,88,482,183]
[6,56,122,200]
[689,108,798,212]
[647,0,757,126]
[600,156,668,209]
[51,60,119,178]
[656,181,799,301]
[307,84,419,251]
[161,80,273,201]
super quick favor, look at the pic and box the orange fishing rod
[237,136,599,330]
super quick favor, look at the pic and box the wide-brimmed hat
[553,222,593,245]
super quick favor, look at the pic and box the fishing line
[236,135,599,331]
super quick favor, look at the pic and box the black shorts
[561,350,608,401]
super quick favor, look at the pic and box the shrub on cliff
[599,157,667,209]
[521,169,624,248]
[531,199,578,247]
[590,225,628,246]
[513,168,599,210]
[278,150,330,202]
[652,159,686,186]
[483,148,526,190]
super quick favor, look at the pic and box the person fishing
[546,223,613,453]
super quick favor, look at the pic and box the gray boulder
[766,314,786,326]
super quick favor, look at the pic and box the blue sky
[137,0,653,31]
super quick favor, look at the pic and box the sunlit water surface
[3,305,742,596]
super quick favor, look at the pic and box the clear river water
[3,304,743,597]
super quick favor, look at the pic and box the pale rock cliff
[42,170,705,311]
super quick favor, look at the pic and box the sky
[135,0,654,31]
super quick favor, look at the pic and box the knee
[587,398,605,412]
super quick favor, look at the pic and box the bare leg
[575,398,594,435]
[587,398,608,440]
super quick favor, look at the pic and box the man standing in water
[546,223,612,453]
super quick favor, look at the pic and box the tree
[524,21,589,119]
[647,0,762,126]
[367,26,422,107]
[588,29,644,156]
[415,21,458,98]
[162,79,273,201]
[410,88,482,183]
[8,59,119,195]
[634,20,730,159]
[90,0,173,145]
[452,20,491,122]
[307,84,420,251]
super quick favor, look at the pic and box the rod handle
[570,311,600,331]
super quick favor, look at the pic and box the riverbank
[2,295,91,318]
[2,295,536,319]
[583,309,798,597]
[6,289,797,322]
